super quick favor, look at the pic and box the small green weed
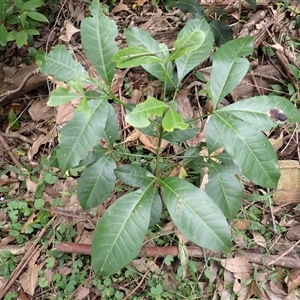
[0,0,49,48]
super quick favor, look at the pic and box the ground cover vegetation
[1,0,300,299]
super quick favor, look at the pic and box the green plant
[37,0,300,276]
[0,0,48,48]
[0,250,17,281]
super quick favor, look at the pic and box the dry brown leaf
[287,269,300,293]
[111,2,130,13]
[274,160,300,205]
[55,102,76,125]
[136,0,148,6]
[28,129,57,161]
[25,177,38,193]
[262,281,286,299]
[28,98,54,121]
[233,219,251,231]
[59,20,80,43]
[175,89,193,119]
[19,251,45,296]
[75,285,90,300]
[131,258,160,273]
[251,231,267,248]
[221,257,253,276]
[124,128,142,143]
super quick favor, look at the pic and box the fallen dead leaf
[251,231,267,248]
[28,98,54,121]
[75,285,90,300]
[59,20,80,43]
[19,250,45,296]
[28,129,57,162]
[287,269,300,293]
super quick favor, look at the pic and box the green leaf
[149,190,162,227]
[175,18,214,83]
[113,46,163,68]
[169,29,205,61]
[209,20,233,47]
[206,161,243,219]
[38,45,89,82]
[81,0,118,84]
[102,102,119,145]
[245,0,257,10]
[164,0,204,16]
[183,146,205,170]
[218,95,300,131]
[26,28,39,35]
[162,127,198,142]
[162,108,188,132]
[159,177,231,251]
[210,36,254,108]
[23,0,43,9]
[26,11,48,22]
[0,1,5,22]
[294,16,300,30]
[126,96,168,128]
[114,164,155,188]
[206,113,280,188]
[125,27,175,86]
[16,30,28,48]
[7,31,18,42]
[48,88,79,106]
[0,24,7,46]
[78,155,116,209]
[92,187,155,276]
[56,98,110,173]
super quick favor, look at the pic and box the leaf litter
[1,0,300,299]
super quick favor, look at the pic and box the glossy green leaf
[175,18,214,83]
[78,155,116,209]
[126,97,168,128]
[26,11,49,22]
[183,146,205,167]
[0,1,5,22]
[81,0,118,84]
[38,45,89,82]
[113,47,162,68]
[160,177,231,251]
[23,0,43,9]
[114,164,155,188]
[245,0,257,10]
[0,24,7,46]
[162,108,188,132]
[92,187,154,276]
[164,0,204,16]
[149,190,162,227]
[26,28,39,35]
[162,127,198,142]
[206,161,243,219]
[169,29,205,61]
[295,16,300,30]
[16,30,27,48]
[125,27,175,86]
[102,103,119,145]
[206,113,280,188]
[209,20,233,47]
[210,36,254,108]
[47,88,79,106]
[218,95,300,131]
[56,98,110,174]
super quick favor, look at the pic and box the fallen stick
[55,242,300,269]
